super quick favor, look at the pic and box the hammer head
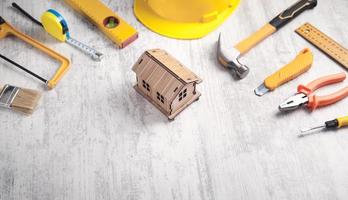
[217,34,249,79]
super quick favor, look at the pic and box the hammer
[217,0,317,79]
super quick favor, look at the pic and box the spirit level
[64,0,138,48]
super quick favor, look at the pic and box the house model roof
[132,49,202,101]
[133,49,202,84]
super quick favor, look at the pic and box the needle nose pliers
[279,72,348,112]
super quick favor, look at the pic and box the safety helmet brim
[134,0,240,39]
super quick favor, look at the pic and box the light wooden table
[1,0,348,199]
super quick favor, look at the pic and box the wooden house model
[132,49,202,120]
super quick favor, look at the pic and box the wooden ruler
[296,23,348,69]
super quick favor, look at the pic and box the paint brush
[0,84,42,114]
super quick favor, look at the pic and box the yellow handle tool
[301,116,348,135]
[64,0,138,48]
[254,48,313,96]
[338,116,348,128]
[0,16,70,89]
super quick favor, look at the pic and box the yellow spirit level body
[64,0,138,48]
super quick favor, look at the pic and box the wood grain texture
[1,0,348,199]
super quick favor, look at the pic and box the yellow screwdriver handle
[338,116,348,128]
[264,48,313,91]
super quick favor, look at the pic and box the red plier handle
[298,72,348,110]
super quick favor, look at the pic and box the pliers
[279,72,348,112]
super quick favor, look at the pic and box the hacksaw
[64,0,138,48]
[0,16,70,89]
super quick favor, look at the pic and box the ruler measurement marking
[296,23,348,68]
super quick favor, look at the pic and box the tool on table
[296,23,348,70]
[0,84,42,114]
[279,72,348,112]
[0,54,48,84]
[300,116,348,135]
[12,3,103,61]
[0,16,70,89]
[134,0,240,39]
[63,0,138,48]
[255,48,313,96]
[217,0,317,79]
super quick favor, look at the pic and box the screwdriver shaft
[300,116,348,136]
[300,125,325,134]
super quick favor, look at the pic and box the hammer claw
[217,33,249,79]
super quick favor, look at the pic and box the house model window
[157,92,165,104]
[132,49,202,120]
[142,80,150,92]
[179,89,187,101]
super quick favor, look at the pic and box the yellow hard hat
[134,0,240,39]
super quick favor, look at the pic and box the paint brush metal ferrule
[0,84,19,108]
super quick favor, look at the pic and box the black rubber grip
[0,16,5,25]
[325,119,339,129]
[269,0,317,30]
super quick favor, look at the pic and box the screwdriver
[301,116,348,134]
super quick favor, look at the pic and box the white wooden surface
[1,0,348,199]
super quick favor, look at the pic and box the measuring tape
[41,9,104,61]
[296,23,348,69]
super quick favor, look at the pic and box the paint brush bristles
[0,85,41,114]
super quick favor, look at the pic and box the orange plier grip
[298,72,348,110]
[0,17,70,89]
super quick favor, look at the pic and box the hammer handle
[234,0,317,55]
[235,24,276,55]
[269,0,317,30]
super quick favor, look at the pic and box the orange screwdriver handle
[298,72,347,95]
[307,87,348,110]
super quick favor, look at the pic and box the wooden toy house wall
[132,49,202,119]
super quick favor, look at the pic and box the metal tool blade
[301,125,325,133]
[254,83,269,96]
[279,93,308,111]
[298,125,326,137]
